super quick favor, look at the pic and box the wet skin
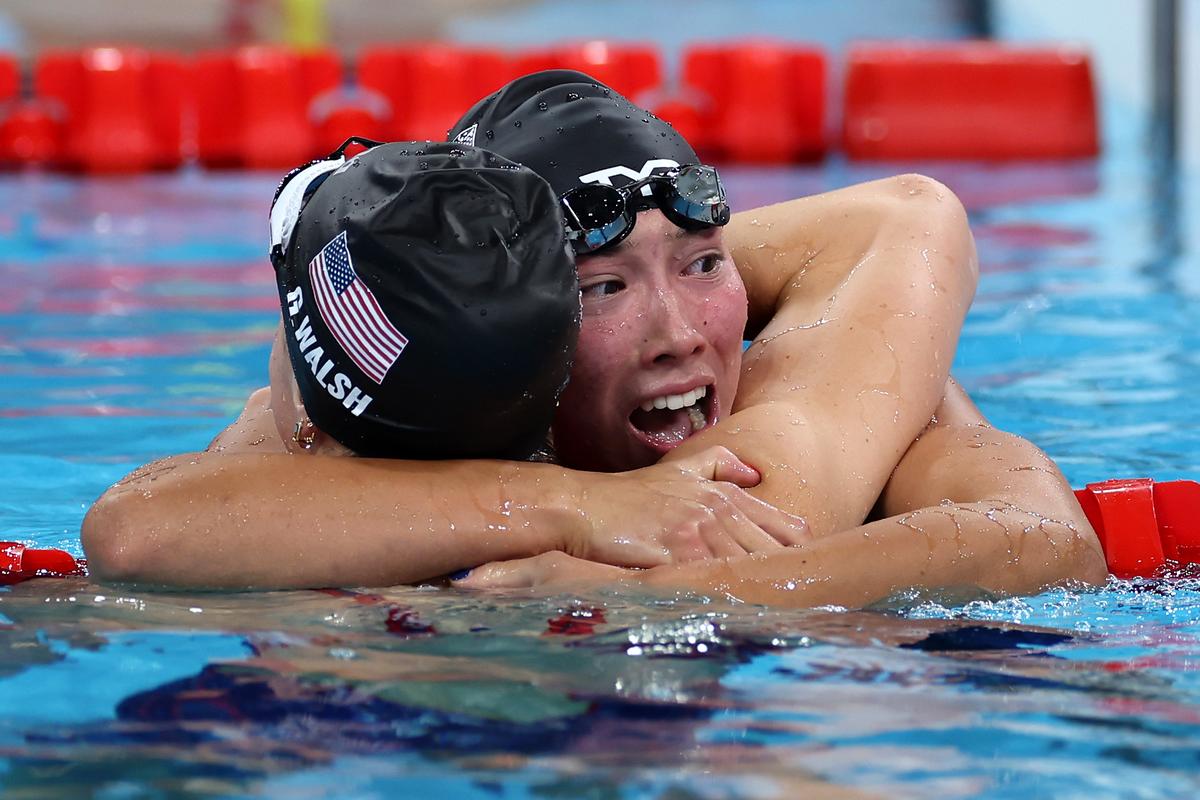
[552,212,748,472]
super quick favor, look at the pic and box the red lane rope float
[843,42,1099,161]
[0,542,86,585]
[668,41,826,163]
[1075,479,1200,578]
[34,47,188,173]
[195,45,341,169]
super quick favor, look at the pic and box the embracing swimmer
[81,71,1106,605]
[215,139,580,463]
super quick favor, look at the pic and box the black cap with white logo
[448,69,700,196]
[270,141,579,460]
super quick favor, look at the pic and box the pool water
[1,154,1198,799]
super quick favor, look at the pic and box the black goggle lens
[561,165,728,256]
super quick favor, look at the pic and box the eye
[580,278,625,300]
[683,254,723,277]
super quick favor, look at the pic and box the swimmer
[82,72,1106,604]
[225,139,580,462]
[444,71,1106,602]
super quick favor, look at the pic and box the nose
[644,287,707,365]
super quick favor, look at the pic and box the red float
[34,47,188,173]
[0,103,65,167]
[843,42,1099,160]
[515,41,662,105]
[0,54,16,103]
[358,44,514,142]
[678,42,825,163]
[1075,479,1200,578]
[195,46,341,169]
[0,542,85,585]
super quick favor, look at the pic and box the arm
[81,446,808,589]
[462,380,1106,605]
[654,380,1105,605]
[664,175,979,534]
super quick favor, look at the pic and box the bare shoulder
[207,387,285,453]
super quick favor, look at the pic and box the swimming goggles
[269,136,383,270]
[559,164,731,256]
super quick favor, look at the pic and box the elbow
[81,491,146,583]
[1066,516,1110,586]
[884,173,979,294]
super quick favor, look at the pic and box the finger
[698,516,757,559]
[676,446,761,488]
[663,524,720,563]
[703,493,788,555]
[723,486,811,548]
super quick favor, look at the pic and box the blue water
[1,153,1198,799]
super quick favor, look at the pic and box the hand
[564,446,810,568]
[455,551,638,592]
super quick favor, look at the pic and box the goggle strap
[268,156,345,265]
[268,136,385,270]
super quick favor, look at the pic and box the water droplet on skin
[538,101,549,111]
[485,129,495,139]
[514,120,522,128]
[566,92,581,102]
[448,148,464,157]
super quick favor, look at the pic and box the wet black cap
[271,141,580,460]
[448,69,700,197]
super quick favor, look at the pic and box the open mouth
[628,384,716,453]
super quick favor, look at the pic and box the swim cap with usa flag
[271,141,580,460]
[448,69,700,197]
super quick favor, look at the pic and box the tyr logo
[577,158,680,195]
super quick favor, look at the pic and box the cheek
[703,278,750,363]
[561,317,634,403]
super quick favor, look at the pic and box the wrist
[503,461,589,558]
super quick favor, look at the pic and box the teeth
[687,406,706,432]
[640,386,708,414]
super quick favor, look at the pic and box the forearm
[730,174,978,334]
[635,501,1106,608]
[82,453,580,589]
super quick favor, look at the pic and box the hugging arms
[82,175,1104,602]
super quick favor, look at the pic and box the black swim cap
[449,70,700,197]
[270,141,580,460]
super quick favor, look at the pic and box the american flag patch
[308,231,408,384]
